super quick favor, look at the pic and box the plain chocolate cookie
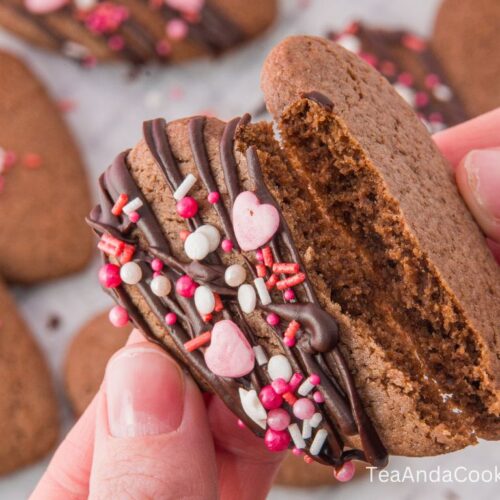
[65,310,132,416]
[0,50,92,283]
[432,0,500,117]
[0,280,59,475]
[0,0,277,65]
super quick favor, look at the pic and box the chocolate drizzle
[87,108,388,468]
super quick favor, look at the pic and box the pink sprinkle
[156,39,172,57]
[264,428,290,452]
[108,34,125,51]
[379,60,396,76]
[359,52,377,67]
[267,408,291,431]
[255,249,264,262]
[284,337,296,347]
[129,211,140,223]
[207,191,220,204]
[179,229,191,241]
[237,419,246,429]
[166,19,188,41]
[402,34,426,52]
[313,390,325,403]
[397,72,413,87]
[3,150,17,170]
[175,275,197,298]
[266,312,280,326]
[109,305,129,327]
[151,258,164,272]
[176,196,198,218]
[271,378,290,395]
[293,398,315,420]
[221,239,233,253]
[425,73,440,89]
[334,461,356,482]
[289,373,304,392]
[84,2,129,34]
[165,312,177,325]
[98,263,122,288]
[292,447,303,456]
[415,91,430,108]
[309,373,321,386]
[23,153,41,169]
[259,385,283,410]
[153,271,161,278]
[345,21,359,34]
[283,289,295,301]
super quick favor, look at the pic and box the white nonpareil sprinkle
[254,277,271,305]
[433,84,453,102]
[239,388,267,429]
[184,231,210,261]
[120,261,142,285]
[74,0,97,10]
[288,423,306,449]
[194,285,215,315]
[302,419,312,440]
[196,224,220,253]
[123,197,143,215]
[309,429,328,456]
[238,284,257,314]
[298,379,315,397]
[173,174,197,200]
[267,354,292,382]
[150,275,171,297]
[253,345,268,366]
[310,412,323,428]
[337,34,361,53]
[225,264,247,287]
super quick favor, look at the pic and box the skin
[31,110,500,500]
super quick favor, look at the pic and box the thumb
[89,341,218,500]
[456,148,500,256]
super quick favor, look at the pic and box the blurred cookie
[329,22,467,131]
[0,0,277,65]
[432,0,500,116]
[0,280,59,475]
[0,50,92,283]
[65,310,131,416]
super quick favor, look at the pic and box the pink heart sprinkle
[232,191,280,251]
[204,320,255,378]
[24,0,68,14]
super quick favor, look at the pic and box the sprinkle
[310,412,323,428]
[265,273,279,290]
[166,18,189,40]
[119,243,135,264]
[276,273,306,291]
[397,72,413,86]
[254,277,272,305]
[433,84,453,102]
[184,231,210,260]
[176,275,197,298]
[288,423,306,449]
[283,289,295,301]
[303,455,314,464]
[313,391,325,404]
[224,264,246,287]
[239,388,267,429]
[309,373,320,385]
[402,34,426,52]
[293,398,315,420]
[256,264,267,278]
[165,312,177,325]
[156,39,172,57]
[283,391,298,406]
[151,258,164,272]
[284,337,296,347]
[268,355,292,382]
[238,284,257,314]
[184,331,211,352]
[271,378,289,395]
[237,419,246,429]
[284,320,300,341]
[129,211,140,223]
[214,293,224,312]
[334,461,356,482]
[176,196,198,218]
[302,419,312,439]
[292,447,303,456]
[203,313,213,322]
[97,233,124,257]
[196,224,221,252]
[108,34,125,51]
[123,197,143,215]
[425,73,440,89]
[266,312,280,326]
[207,191,220,204]
[289,373,304,392]
[415,91,430,108]
[255,249,264,262]
[194,285,216,315]
[120,261,142,285]
[23,153,42,169]
[109,305,129,327]
[259,385,283,410]
[272,262,300,274]
[150,275,172,297]
[0,149,16,173]
[98,263,122,288]
[84,2,129,34]
[262,246,274,268]
[179,229,191,241]
[267,408,291,431]
[298,378,317,397]
[253,345,268,366]
[173,174,197,201]
[264,428,291,452]
[111,193,128,216]
[221,239,233,253]
[309,429,328,456]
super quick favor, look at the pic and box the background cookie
[432,0,500,117]
[0,280,59,475]
[0,0,277,65]
[65,310,131,416]
[0,50,92,283]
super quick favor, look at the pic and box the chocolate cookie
[432,0,500,117]
[65,310,132,416]
[0,280,59,474]
[329,22,468,130]
[0,0,277,65]
[0,50,92,283]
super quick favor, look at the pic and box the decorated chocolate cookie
[65,310,132,416]
[0,280,59,474]
[432,0,500,117]
[329,22,468,131]
[0,0,277,65]
[0,51,92,283]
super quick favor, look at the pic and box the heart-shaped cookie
[204,320,254,378]
[0,51,92,283]
[232,191,280,251]
[0,280,59,474]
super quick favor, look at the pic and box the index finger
[433,108,500,168]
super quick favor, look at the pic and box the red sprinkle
[214,293,224,312]
[303,455,314,464]
[284,320,300,340]
[111,193,128,216]
[282,391,298,406]
[179,229,191,241]
[23,153,42,169]
[98,234,124,257]
[265,273,279,290]
[119,243,135,264]
[203,313,213,323]
[262,246,274,268]
[256,264,267,278]
[276,273,306,291]
[184,331,211,352]
[272,262,300,275]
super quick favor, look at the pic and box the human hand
[434,108,500,264]
[31,329,283,500]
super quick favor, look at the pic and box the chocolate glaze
[87,109,388,468]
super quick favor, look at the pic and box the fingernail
[106,345,184,437]
[464,149,500,220]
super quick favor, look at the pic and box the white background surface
[0,0,498,498]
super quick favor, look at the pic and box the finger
[208,396,284,500]
[433,107,500,168]
[455,148,500,243]
[30,329,144,500]
[89,342,218,500]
